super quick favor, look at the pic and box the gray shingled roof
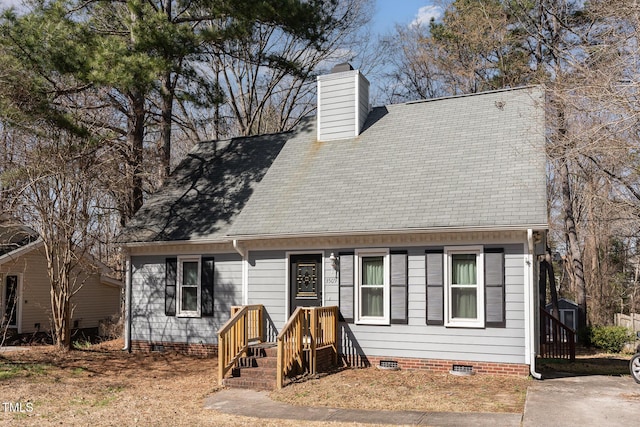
[0,221,39,257]
[227,87,547,238]
[119,134,287,243]
[121,86,547,244]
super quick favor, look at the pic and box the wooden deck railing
[277,306,338,389]
[540,308,575,360]
[217,304,264,385]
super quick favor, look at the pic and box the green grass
[0,361,49,380]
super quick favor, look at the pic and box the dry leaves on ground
[272,367,529,414]
[0,339,529,426]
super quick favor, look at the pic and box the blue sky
[0,0,443,31]
[373,1,443,34]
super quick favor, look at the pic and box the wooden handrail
[276,306,338,389]
[217,304,264,385]
[539,308,575,360]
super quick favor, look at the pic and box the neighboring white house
[0,223,122,337]
[119,64,548,376]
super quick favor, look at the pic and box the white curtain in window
[362,257,384,317]
[182,261,198,312]
[452,255,477,318]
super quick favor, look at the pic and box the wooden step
[224,342,278,391]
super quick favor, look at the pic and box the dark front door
[289,254,323,315]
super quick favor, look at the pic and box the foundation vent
[378,360,400,370]
[151,344,165,353]
[450,364,475,376]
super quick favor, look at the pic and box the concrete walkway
[523,375,640,426]
[205,375,640,426]
[204,388,522,426]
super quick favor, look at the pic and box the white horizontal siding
[130,253,242,344]
[247,251,287,327]
[1,251,120,333]
[243,244,527,365]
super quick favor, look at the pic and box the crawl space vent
[450,364,475,376]
[151,344,165,353]
[378,360,400,371]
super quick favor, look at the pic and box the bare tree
[2,126,116,349]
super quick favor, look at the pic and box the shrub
[589,326,632,353]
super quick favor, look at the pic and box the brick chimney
[316,63,370,141]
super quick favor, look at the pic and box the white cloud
[410,5,443,28]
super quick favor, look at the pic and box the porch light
[329,253,339,270]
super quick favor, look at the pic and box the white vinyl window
[177,256,201,317]
[444,246,484,328]
[355,249,389,325]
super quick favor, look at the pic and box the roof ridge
[398,85,540,107]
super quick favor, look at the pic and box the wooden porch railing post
[310,307,317,375]
[217,304,264,385]
[332,306,338,366]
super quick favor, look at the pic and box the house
[0,222,122,340]
[119,64,549,379]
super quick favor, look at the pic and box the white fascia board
[226,224,549,241]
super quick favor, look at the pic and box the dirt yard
[0,339,530,426]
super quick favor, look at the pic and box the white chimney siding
[317,67,370,141]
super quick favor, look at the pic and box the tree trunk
[124,90,146,224]
[160,72,173,179]
[559,157,588,330]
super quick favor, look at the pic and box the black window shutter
[391,251,408,324]
[485,248,505,328]
[201,257,215,317]
[338,252,354,322]
[165,258,177,316]
[426,250,444,325]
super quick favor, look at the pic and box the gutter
[123,252,132,352]
[232,239,246,258]
[226,223,550,242]
[527,229,542,380]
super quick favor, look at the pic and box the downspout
[232,240,249,305]
[123,251,132,352]
[527,229,542,379]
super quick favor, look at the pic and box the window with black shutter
[338,252,354,322]
[390,251,408,324]
[425,250,444,325]
[165,258,177,316]
[201,257,215,317]
[485,249,505,328]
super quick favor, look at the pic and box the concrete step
[223,376,277,391]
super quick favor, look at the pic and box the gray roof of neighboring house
[119,133,287,243]
[227,87,547,238]
[0,221,39,257]
[121,86,547,244]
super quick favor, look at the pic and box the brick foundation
[131,340,529,376]
[361,355,529,376]
[131,340,217,357]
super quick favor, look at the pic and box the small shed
[546,298,580,332]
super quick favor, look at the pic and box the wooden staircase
[218,305,339,391]
[222,343,278,391]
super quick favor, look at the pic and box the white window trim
[444,246,485,328]
[177,255,201,317]
[1,273,22,332]
[355,248,390,325]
